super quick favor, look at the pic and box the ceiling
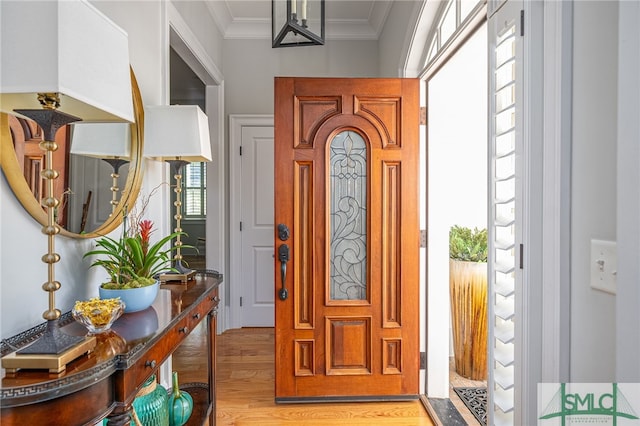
[205,0,394,41]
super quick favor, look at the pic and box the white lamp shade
[0,0,133,123]
[70,123,131,159]
[144,105,212,162]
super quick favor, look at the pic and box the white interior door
[240,125,275,327]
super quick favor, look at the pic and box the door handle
[278,244,290,301]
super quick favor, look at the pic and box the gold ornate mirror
[0,69,144,238]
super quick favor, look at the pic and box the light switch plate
[590,239,617,294]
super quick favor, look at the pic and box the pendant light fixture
[272,0,325,48]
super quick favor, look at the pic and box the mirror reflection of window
[184,162,206,218]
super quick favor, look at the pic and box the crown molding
[205,0,393,41]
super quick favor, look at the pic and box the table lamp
[0,0,133,373]
[70,122,132,214]
[144,105,212,281]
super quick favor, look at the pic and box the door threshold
[420,395,466,426]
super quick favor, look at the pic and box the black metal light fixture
[272,0,325,48]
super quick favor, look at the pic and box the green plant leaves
[449,225,488,262]
[84,231,191,287]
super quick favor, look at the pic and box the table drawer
[126,314,191,388]
[189,289,219,326]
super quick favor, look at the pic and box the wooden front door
[8,114,70,226]
[274,77,420,401]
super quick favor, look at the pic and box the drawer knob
[179,326,189,334]
[212,295,220,303]
[193,313,201,320]
[145,360,156,369]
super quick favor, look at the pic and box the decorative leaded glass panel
[329,131,367,300]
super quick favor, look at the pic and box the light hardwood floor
[174,326,435,425]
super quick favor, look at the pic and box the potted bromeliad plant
[84,189,186,312]
[449,225,488,381]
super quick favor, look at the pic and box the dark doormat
[453,387,487,426]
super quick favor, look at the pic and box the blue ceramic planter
[99,281,159,313]
[132,375,169,426]
[102,373,168,426]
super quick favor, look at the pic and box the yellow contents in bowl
[73,297,123,327]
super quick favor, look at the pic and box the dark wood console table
[0,270,222,426]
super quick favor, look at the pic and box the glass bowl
[72,297,126,334]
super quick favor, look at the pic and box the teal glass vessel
[168,371,193,426]
[132,375,169,426]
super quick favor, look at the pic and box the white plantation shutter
[488,1,522,424]
[184,162,207,217]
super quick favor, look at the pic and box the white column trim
[167,2,222,85]
[541,0,572,384]
[520,1,545,423]
[206,83,227,334]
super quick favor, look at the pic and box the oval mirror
[0,69,144,238]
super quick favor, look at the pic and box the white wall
[0,1,223,339]
[378,0,423,77]
[570,0,618,381]
[616,0,640,382]
[222,39,379,116]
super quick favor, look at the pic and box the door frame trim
[405,0,568,419]
[541,0,572,384]
[228,114,274,330]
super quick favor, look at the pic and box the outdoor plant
[449,225,488,263]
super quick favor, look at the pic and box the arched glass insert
[329,130,367,300]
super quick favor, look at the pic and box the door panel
[241,126,275,327]
[275,78,420,401]
[8,114,70,226]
